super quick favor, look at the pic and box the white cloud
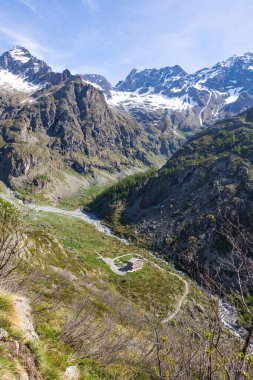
[0,26,47,59]
[81,0,99,12]
[19,0,36,12]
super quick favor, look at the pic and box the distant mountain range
[2,47,253,135]
[1,45,253,189]
[86,53,253,140]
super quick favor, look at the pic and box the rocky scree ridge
[90,108,253,285]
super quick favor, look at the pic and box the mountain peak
[233,52,253,60]
[11,45,30,53]
[0,46,73,89]
[115,64,187,93]
[9,45,32,63]
[215,52,253,69]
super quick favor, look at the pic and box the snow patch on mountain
[9,46,31,64]
[109,90,197,111]
[82,79,102,91]
[225,87,243,104]
[199,91,212,126]
[33,62,41,73]
[170,87,182,93]
[0,69,40,93]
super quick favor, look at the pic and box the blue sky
[0,0,253,84]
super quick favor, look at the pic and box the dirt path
[0,291,38,341]
[162,272,189,323]
[12,294,39,341]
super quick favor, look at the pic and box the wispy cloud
[0,26,46,58]
[81,0,99,12]
[1,0,253,83]
[19,0,36,12]
[0,26,74,73]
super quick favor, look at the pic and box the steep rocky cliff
[89,109,253,280]
[0,76,162,187]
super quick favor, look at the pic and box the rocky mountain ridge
[113,53,253,130]
[79,73,112,97]
[0,46,72,89]
[1,45,253,191]
[0,47,164,189]
[82,53,253,156]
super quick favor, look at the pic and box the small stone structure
[64,366,79,380]
[125,258,143,272]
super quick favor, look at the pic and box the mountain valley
[0,43,252,380]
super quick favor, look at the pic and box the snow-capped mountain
[0,46,71,93]
[109,53,253,135]
[116,65,187,95]
[115,54,253,98]
[2,46,253,157]
[0,46,51,81]
[0,47,166,188]
[79,74,112,97]
[0,47,110,98]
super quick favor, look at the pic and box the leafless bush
[60,293,150,365]
[143,296,253,380]
[0,199,26,281]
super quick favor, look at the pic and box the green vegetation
[0,201,198,378]
[58,184,107,210]
[86,168,156,226]
[161,122,253,176]
[89,168,156,205]
[16,183,50,204]
[25,210,183,311]
[115,263,184,311]
[0,293,14,336]
[0,351,19,378]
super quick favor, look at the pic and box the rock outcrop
[0,76,162,187]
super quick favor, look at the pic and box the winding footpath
[162,272,189,323]
[28,204,189,323]
[100,252,189,323]
[26,203,245,336]
[3,187,242,336]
